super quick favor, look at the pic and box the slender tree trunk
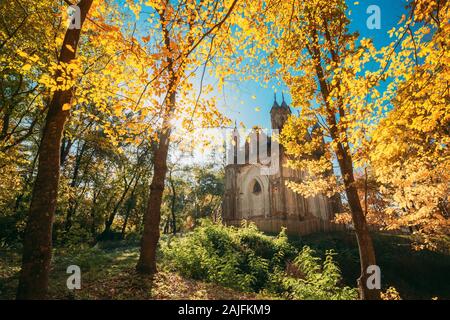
[16,0,93,300]
[171,195,177,235]
[136,7,177,274]
[14,151,39,214]
[169,170,177,235]
[100,172,137,238]
[364,167,368,217]
[65,141,88,232]
[136,128,170,274]
[134,0,239,273]
[335,144,380,300]
[163,219,170,234]
[1,110,10,141]
[311,30,380,299]
[60,136,73,166]
[90,188,101,239]
[120,203,132,238]
[121,178,139,238]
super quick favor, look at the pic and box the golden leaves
[126,0,142,19]
[38,60,82,92]
[22,64,32,72]
[265,0,450,250]
[369,4,450,246]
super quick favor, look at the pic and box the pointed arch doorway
[240,166,270,218]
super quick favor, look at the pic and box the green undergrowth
[161,220,357,299]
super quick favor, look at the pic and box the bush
[279,246,358,300]
[161,220,356,299]
[161,220,295,292]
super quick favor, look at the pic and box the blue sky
[114,0,412,164]
[218,0,410,129]
[117,0,410,129]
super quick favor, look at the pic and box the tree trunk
[60,136,73,166]
[0,110,10,141]
[100,172,137,239]
[163,219,170,234]
[90,188,101,240]
[136,129,170,274]
[65,141,88,232]
[311,30,380,299]
[169,170,177,235]
[121,180,139,238]
[136,8,177,274]
[335,144,380,300]
[16,0,93,300]
[120,202,133,238]
[14,151,38,214]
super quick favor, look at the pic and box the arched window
[252,180,262,194]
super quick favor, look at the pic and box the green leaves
[161,220,295,292]
[161,221,356,299]
[285,246,357,300]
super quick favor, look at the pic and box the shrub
[280,246,358,300]
[161,220,295,292]
[161,220,356,299]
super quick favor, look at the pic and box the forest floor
[1,231,449,300]
[0,243,266,300]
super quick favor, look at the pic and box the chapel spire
[272,92,280,109]
[270,91,290,130]
[281,91,289,109]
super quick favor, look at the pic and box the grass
[1,231,449,300]
[289,231,450,300]
[0,242,264,300]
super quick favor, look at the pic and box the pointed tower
[231,120,241,165]
[270,92,291,131]
[280,92,290,110]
